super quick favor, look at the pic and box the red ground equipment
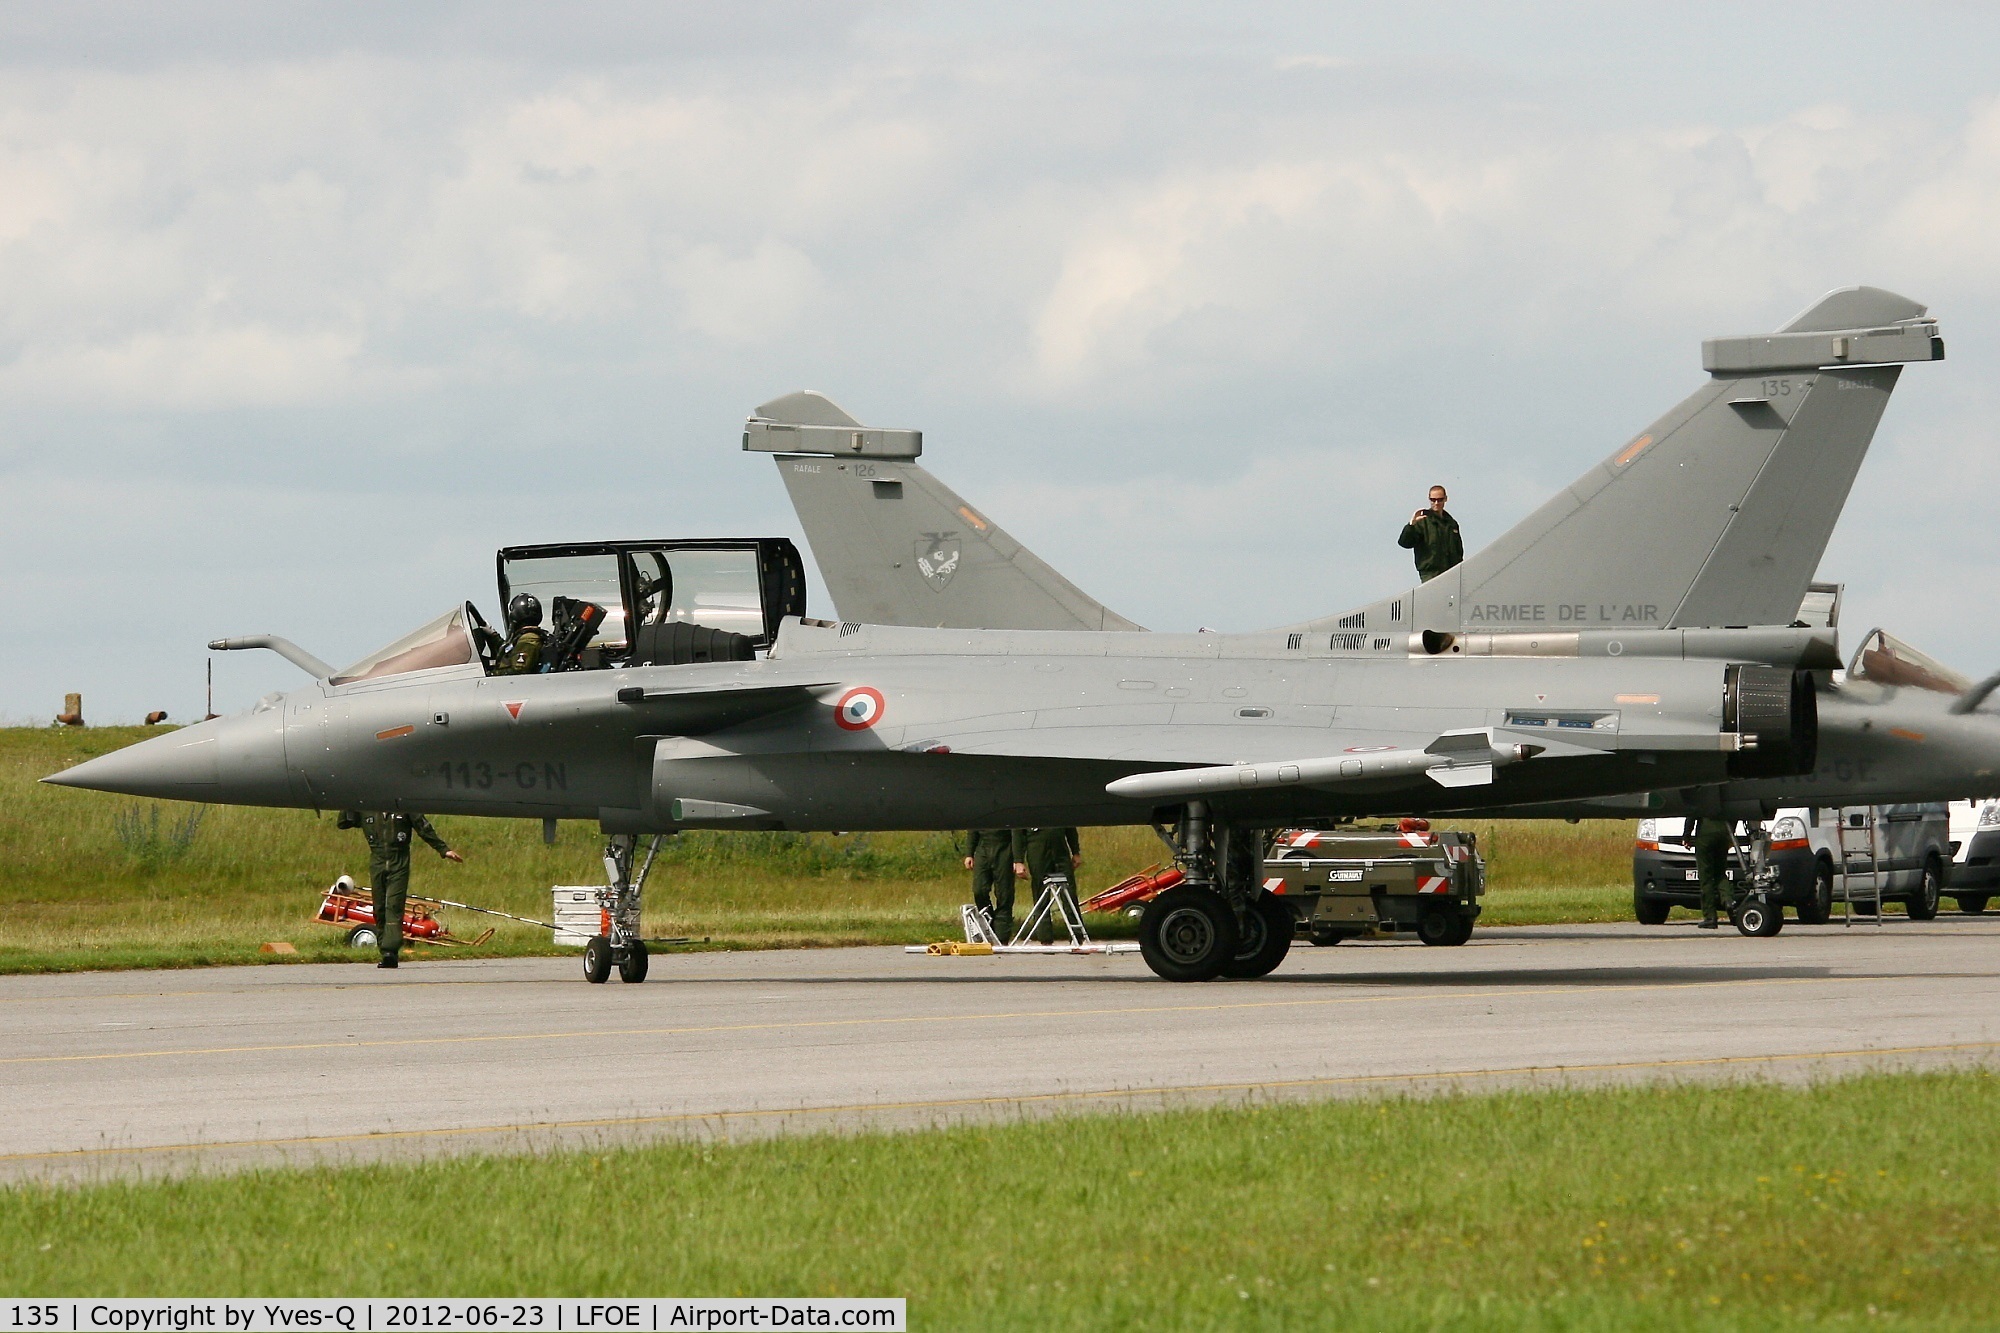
[1081,863,1185,914]
[314,878,495,947]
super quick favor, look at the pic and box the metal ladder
[1836,807,1885,927]
[1012,873,1090,946]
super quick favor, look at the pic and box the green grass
[4,727,1637,974]
[5,1071,1997,1326]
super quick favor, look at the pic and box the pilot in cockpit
[494,594,548,676]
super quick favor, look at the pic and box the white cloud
[0,320,367,408]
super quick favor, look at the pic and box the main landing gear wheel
[1734,900,1783,937]
[1220,893,1295,979]
[1139,885,1240,982]
[583,935,613,984]
[345,925,379,950]
[617,939,649,983]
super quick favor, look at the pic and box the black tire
[345,925,379,950]
[1441,914,1475,946]
[617,939,649,983]
[583,935,613,984]
[1417,909,1461,946]
[1633,883,1671,926]
[1734,899,1783,937]
[1906,859,1943,921]
[1220,893,1295,978]
[1958,894,1990,915]
[1308,927,1344,947]
[1139,885,1240,982]
[1796,860,1834,925]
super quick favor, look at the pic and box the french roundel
[835,686,886,731]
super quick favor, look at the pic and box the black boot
[1698,914,1718,930]
[377,952,400,969]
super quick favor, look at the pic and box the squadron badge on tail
[915,532,960,591]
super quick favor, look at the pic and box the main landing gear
[584,832,662,984]
[1138,804,1293,982]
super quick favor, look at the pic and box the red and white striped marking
[1415,875,1452,894]
[834,686,886,731]
[1262,877,1287,895]
[1400,831,1437,847]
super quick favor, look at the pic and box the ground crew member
[493,593,548,676]
[1013,826,1082,943]
[1693,817,1737,930]
[336,810,464,967]
[1397,484,1463,582]
[964,828,1017,941]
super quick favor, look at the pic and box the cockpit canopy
[329,604,484,686]
[325,540,807,688]
[1848,628,1971,695]
[495,538,806,670]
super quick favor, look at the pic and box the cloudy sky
[5,2,2000,722]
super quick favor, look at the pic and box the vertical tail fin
[1310,286,1943,636]
[745,391,1144,631]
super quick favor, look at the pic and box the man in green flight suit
[493,593,548,676]
[1397,484,1463,582]
[1693,817,1738,930]
[1013,826,1082,943]
[336,810,464,967]
[964,828,1018,941]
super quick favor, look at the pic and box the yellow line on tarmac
[5,1038,1997,1166]
[0,971,1933,1067]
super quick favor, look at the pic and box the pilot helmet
[507,593,544,632]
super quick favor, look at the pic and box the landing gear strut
[1139,803,1287,982]
[585,832,663,984]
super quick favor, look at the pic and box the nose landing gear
[584,832,664,983]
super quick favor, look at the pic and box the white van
[1634,804,1957,923]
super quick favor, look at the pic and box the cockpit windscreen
[1848,628,1971,695]
[330,606,479,685]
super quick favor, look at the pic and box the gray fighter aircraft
[46,287,1977,985]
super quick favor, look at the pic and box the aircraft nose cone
[42,718,224,798]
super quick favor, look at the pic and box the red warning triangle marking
[503,701,524,720]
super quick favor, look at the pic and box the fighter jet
[47,288,1970,984]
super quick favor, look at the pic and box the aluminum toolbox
[552,886,603,948]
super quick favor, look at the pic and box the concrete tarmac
[3,920,1998,1182]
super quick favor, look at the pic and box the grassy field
[3,726,1637,974]
[4,1071,1997,1326]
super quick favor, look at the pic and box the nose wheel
[583,935,613,983]
[1733,898,1784,937]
